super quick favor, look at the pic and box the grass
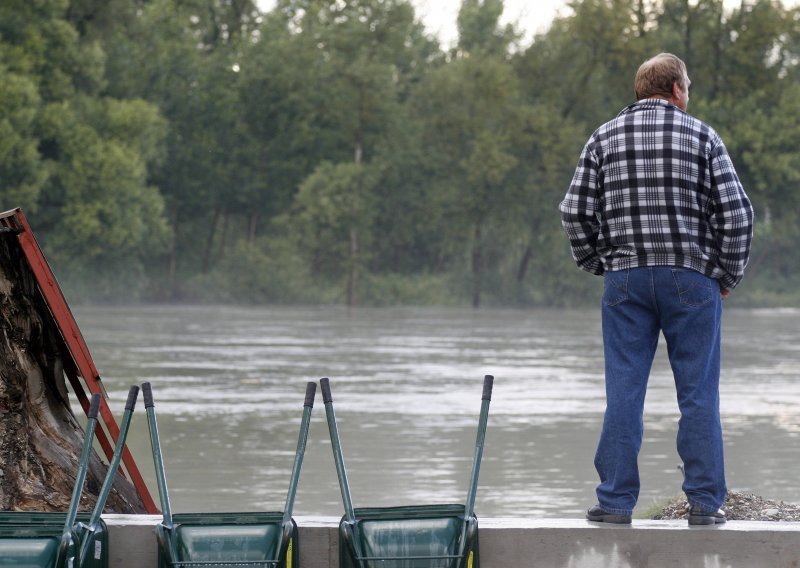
[634,495,686,520]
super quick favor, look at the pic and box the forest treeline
[1,0,799,307]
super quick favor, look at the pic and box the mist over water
[75,305,800,518]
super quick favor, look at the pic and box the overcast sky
[408,0,567,46]
[255,1,800,48]
[255,0,568,46]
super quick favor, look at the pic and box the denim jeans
[595,266,726,516]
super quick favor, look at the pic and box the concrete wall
[104,514,800,568]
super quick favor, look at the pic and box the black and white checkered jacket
[559,98,754,290]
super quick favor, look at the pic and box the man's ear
[667,81,683,105]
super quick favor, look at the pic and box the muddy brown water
[73,305,800,518]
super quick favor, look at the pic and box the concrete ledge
[104,514,800,568]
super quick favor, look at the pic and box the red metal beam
[0,208,158,514]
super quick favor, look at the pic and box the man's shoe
[586,505,632,524]
[688,506,726,526]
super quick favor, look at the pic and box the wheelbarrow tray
[339,504,479,568]
[0,512,108,568]
[157,511,298,568]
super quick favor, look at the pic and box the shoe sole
[688,516,726,526]
[586,514,632,524]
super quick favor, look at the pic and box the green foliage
[358,272,462,306]
[0,0,167,300]
[0,62,46,211]
[1,0,797,306]
[34,96,168,259]
[293,161,379,278]
[456,0,519,56]
[184,238,326,304]
[713,85,800,218]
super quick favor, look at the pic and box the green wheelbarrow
[142,381,316,568]
[321,375,494,568]
[0,386,140,567]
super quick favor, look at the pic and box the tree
[0,61,46,212]
[4,0,800,307]
[237,9,323,247]
[35,97,168,293]
[510,103,585,284]
[409,0,530,307]
[95,0,265,297]
[456,0,518,56]
[515,0,654,125]
[0,0,169,300]
[293,162,379,305]
[266,0,436,304]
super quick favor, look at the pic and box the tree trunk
[347,227,359,307]
[0,234,145,513]
[636,0,647,37]
[683,0,693,69]
[517,243,533,283]
[350,127,363,307]
[472,224,482,309]
[247,211,259,246]
[168,206,178,300]
[218,210,229,260]
[202,207,221,274]
[710,1,724,99]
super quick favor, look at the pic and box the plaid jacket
[559,99,754,290]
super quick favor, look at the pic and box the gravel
[653,490,800,521]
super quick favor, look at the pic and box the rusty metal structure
[0,207,158,514]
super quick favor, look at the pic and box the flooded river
[73,305,800,518]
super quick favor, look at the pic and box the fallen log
[0,230,145,513]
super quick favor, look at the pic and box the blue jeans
[595,266,726,516]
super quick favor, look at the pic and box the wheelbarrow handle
[282,382,317,531]
[125,384,140,411]
[88,392,101,419]
[141,384,171,519]
[141,381,180,563]
[57,393,102,568]
[459,375,494,563]
[79,385,140,564]
[320,377,332,404]
[321,378,366,568]
[320,378,355,520]
[142,381,154,408]
[304,381,317,407]
[482,374,494,401]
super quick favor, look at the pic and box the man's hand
[720,288,731,300]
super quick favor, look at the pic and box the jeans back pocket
[603,270,629,306]
[671,269,713,307]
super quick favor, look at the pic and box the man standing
[559,53,754,525]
